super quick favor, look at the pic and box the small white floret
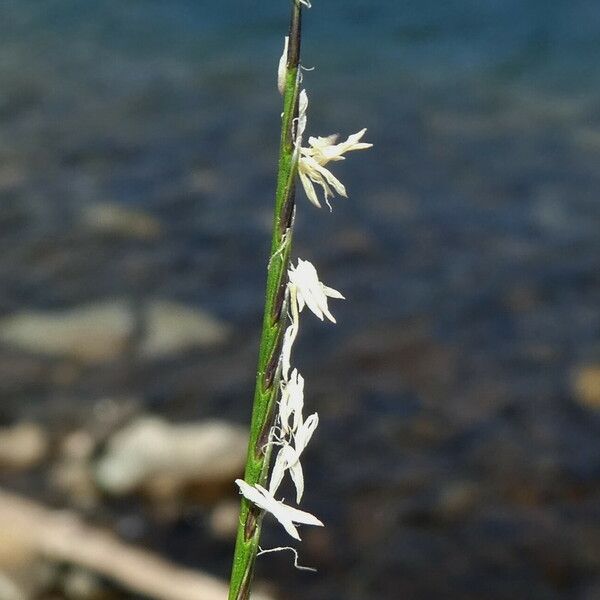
[297,89,308,141]
[279,369,305,434]
[280,322,297,382]
[236,479,323,540]
[269,444,301,497]
[277,36,289,95]
[306,129,373,163]
[294,412,319,455]
[288,259,344,323]
[298,128,373,210]
[269,412,318,502]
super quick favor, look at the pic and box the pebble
[81,202,162,240]
[0,301,133,364]
[572,365,600,410]
[0,574,23,600]
[209,500,241,540]
[140,300,230,360]
[95,417,247,497]
[0,422,48,471]
[0,300,230,364]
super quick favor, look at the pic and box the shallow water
[0,1,599,599]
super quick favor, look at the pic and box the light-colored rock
[0,164,26,191]
[209,500,241,540]
[0,573,24,600]
[187,168,222,195]
[573,365,600,410]
[0,488,276,600]
[0,301,133,364]
[434,481,479,521]
[82,202,162,240]
[95,417,247,496]
[0,300,229,363]
[0,423,48,471]
[51,432,99,510]
[62,568,103,600]
[140,300,230,359]
[51,460,99,511]
[60,430,95,462]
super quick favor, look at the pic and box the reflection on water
[0,1,599,599]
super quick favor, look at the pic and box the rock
[0,301,133,364]
[95,417,247,497]
[328,227,380,261]
[0,488,269,600]
[51,431,99,509]
[51,460,99,510]
[61,430,96,462]
[209,500,240,540]
[62,568,104,600]
[433,481,479,521]
[0,354,48,396]
[0,573,24,600]
[0,164,26,191]
[0,423,48,471]
[0,300,229,364]
[140,300,230,359]
[188,168,222,195]
[573,127,600,152]
[82,202,162,240]
[572,365,600,410]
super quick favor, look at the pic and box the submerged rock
[572,365,600,410]
[95,417,247,496]
[140,300,230,359]
[82,202,162,240]
[0,301,133,364]
[0,300,230,364]
[0,574,23,600]
[209,499,240,540]
[0,423,48,471]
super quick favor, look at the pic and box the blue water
[1,3,599,600]
[3,1,600,86]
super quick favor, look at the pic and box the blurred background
[0,1,599,599]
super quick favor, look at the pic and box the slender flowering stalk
[229,2,371,598]
[227,3,304,599]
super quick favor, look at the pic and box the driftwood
[0,488,273,600]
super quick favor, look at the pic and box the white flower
[269,444,302,499]
[298,154,347,209]
[269,413,319,502]
[278,36,289,95]
[297,89,308,142]
[294,412,319,455]
[298,0,312,7]
[298,128,373,209]
[236,479,323,541]
[288,259,344,323]
[279,369,305,435]
[280,321,298,382]
[292,90,372,209]
[305,129,373,163]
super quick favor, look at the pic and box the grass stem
[227,3,303,599]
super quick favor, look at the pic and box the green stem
[227,3,303,599]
